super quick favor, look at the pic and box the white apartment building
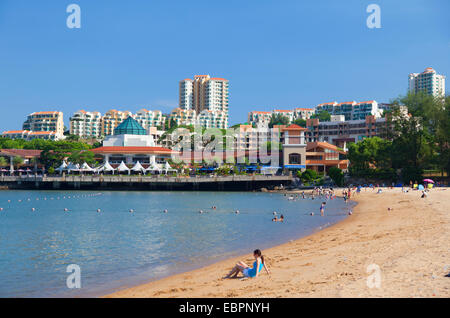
[247,111,272,128]
[197,109,228,129]
[408,67,446,98]
[178,75,229,128]
[294,108,315,119]
[179,79,194,110]
[247,107,315,128]
[378,103,409,116]
[315,100,382,121]
[69,110,102,138]
[133,109,166,130]
[22,111,65,136]
[169,108,197,127]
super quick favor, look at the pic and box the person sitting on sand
[225,249,270,279]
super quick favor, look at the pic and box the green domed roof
[114,116,147,135]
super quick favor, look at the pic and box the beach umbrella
[423,179,434,183]
[117,161,130,175]
[131,161,145,173]
[163,161,177,174]
[80,162,95,172]
[56,161,68,174]
[66,162,80,173]
[96,161,116,174]
[145,162,161,173]
[418,184,425,190]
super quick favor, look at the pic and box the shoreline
[105,187,450,298]
[95,193,351,298]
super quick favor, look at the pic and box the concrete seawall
[0,175,292,191]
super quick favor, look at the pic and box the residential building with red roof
[69,110,102,138]
[22,111,64,137]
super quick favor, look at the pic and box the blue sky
[0,0,449,130]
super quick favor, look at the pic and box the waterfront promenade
[0,174,292,191]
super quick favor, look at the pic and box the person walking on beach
[225,249,270,279]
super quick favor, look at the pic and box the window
[289,153,301,164]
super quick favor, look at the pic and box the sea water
[0,190,355,297]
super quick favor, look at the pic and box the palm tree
[13,156,24,169]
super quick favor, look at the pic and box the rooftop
[114,116,147,135]
[0,149,42,158]
[92,146,173,155]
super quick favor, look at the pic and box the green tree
[0,157,7,166]
[261,141,282,152]
[347,137,392,174]
[268,113,290,128]
[328,167,344,187]
[13,156,24,168]
[68,150,96,165]
[435,95,450,176]
[299,169,320,183]
[310,111,331,122]
[388,92,442,181]
[65,134,80,142]
[293,118,307,127]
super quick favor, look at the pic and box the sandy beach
[105,188,450,298]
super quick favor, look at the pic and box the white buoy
[64,208,69,212]
[163,209,168,213]
[235,210,239,214]
[199,210,203,214]
[129,209,134,213]
[31,208,36,212]
[0,208,3,211]
[273,211,277,215]
[310,212,314,216]
[97,209,101,213]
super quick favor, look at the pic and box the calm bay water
[0,190,355,297]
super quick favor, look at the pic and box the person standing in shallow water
[320,202,326,216]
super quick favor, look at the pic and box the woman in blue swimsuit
[225,249,270,278]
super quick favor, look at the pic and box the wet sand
[105,187,450,298]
